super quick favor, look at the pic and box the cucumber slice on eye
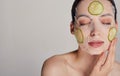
[88,1,104,15]
[74,28,84,43]
[108,27,117,41]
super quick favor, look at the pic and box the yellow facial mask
[88,1,104,15]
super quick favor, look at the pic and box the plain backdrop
[0,0,120,76]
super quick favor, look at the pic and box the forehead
[76,0,114,17]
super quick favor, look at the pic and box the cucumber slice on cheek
[74,29,84,43]
[108,27,117,41]
[88,1,104,15]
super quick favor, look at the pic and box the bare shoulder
[41,55,68,76]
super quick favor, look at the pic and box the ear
[70,21,75,34]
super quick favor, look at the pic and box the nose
[90,23,100,37]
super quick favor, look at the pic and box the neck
[75,49,99,75]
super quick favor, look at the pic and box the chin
[86,48,107,55]
[80,43,109,55]
[88,51,102,55]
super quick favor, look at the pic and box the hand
[89,38,117,76]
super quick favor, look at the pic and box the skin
[41,0,120,76]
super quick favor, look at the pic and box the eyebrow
[100,13,113,17]
[76,13,113,21]
[76,14,91,20]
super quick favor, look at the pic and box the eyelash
[102,23,111,25]
[79,22,111,26]
[80,23,86,26]
[79,22,91,26]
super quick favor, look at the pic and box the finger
[110,38,117,67]
[102,38,117,69]
[107,38,117,64]
[108,38,117,53]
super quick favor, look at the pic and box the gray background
[0,0,120,76]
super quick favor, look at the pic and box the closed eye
[80,23,86,26]
[102,22,111,25]
[79,22,91,26]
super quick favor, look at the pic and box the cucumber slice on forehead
[108,27,117,41]
[88,1,104,15]
[74,28,84,43]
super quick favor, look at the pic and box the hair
[71,0,117,23]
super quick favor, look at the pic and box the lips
[88,41,104,48]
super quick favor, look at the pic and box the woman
[41,0,120,76]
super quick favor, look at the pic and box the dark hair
[71,0,117,23]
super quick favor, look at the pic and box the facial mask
[108,27,117,41]
[74,28,84,43]
[88,1,104,15]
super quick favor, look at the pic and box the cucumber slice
[74,28,84,43]
[88,1,104,15]
[108,27,117,41]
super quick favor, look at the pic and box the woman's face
[73,0,117,55]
